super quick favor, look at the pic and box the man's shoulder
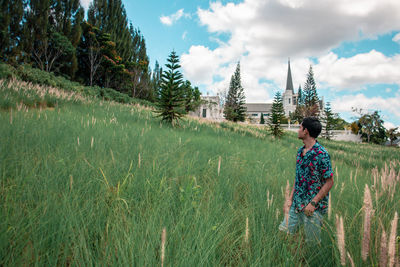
[315,142,331,157]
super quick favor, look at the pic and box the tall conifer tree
[269,91,285,137]
[303,65,319,117]
[155,51,185,125]
[223,62,246,122]
[0,0,25,64]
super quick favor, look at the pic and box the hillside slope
[1,78,399,266]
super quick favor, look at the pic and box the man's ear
[303,127,309,136]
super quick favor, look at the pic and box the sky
[80,0,400,129]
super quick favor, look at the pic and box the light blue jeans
[279,205,323,243]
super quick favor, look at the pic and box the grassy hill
[0,75,399,266]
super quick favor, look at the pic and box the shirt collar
[300,140,319,156]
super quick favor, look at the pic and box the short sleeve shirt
[292,141,333,214]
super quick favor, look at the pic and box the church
[244,60,324,121]
[192,60,324,122]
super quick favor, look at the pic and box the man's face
[298,124,307,139]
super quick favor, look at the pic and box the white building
[190,95,224,121]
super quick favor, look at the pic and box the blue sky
[81,0,400,129]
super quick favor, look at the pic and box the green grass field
[1,78,399,266]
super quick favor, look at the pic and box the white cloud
[393,33,400,44]
[160,9,190,26]
[331,93,400,128]
[182,31,188,40]
[316,51,400,90]
[181,0,400,105]
[80,0,92,10]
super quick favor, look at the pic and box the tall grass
[1,82,399,266]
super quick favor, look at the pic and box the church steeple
[286,58,294,93]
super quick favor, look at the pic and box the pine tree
[260,112,265,124]
[269,91,285,138]
[321,102,334,140]
[0,0,25,64]
[303,65,320,117]
[297,84,304,106]
[88,0,132,62]
[155,51,185,126]
[223,62,246,122]
[151,60,162,100]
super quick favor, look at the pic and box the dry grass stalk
[328,193,332,220]
[388,212,398,267]
[347,251,355,267]
[245,217,249,243]
[91,137,94,148]
[218,156,221,176]
[69,175,73,191]
[77,136,80,146]
[161,227,166,267]
[138,153,141,168]
[379,222,388,267]
[336,214,346,266]
[284,180,291,227]
[362,184,373,261]
[10,109,12,124]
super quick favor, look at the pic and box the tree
[303,65,320,117]
[155,51,185,125]
[223,62,246,122]
[77,22,104,86]
[260,112,265,124]
[0,0,25,64]
[386,128,400,146]
[269,91,285,138]
[321,102,334,140]
[181,80,201,113]
[151,60,162,100]
[88,0,132,62]
[356,110,386,144]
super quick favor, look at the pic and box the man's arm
[304,177,334,216]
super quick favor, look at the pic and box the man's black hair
[301,117,322,138]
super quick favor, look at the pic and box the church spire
[286,58,294,93]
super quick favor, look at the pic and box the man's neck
[303,137,316,150]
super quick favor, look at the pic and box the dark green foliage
[88,0,132,62]
[268,91,285,138]
[155,51,185,125]
[321,102,335,140]
[260,113,265,124]
[0,0,25,64]
[181,80,202,113]
[224,62,246,122]
[126,26,151,100]
[151,60,162,100]
[303,65,319,117]
[356,110,386,144]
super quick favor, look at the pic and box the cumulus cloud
[80,0,92,10]
[393,33,400,44]
[331,93,400,127]
[160,9,190,26]
[315,51,400,90]
[181,0,400,106]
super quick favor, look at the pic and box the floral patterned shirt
[293,141,333,214]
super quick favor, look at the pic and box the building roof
[244,103,272,112]
[286,59,294,93]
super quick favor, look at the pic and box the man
[279,117,334,243]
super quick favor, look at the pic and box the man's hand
[304,202,316,216]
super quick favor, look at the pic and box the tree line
[0,0,201,105]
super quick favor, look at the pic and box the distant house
[244,103,272,120]
[190,95,224,121]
